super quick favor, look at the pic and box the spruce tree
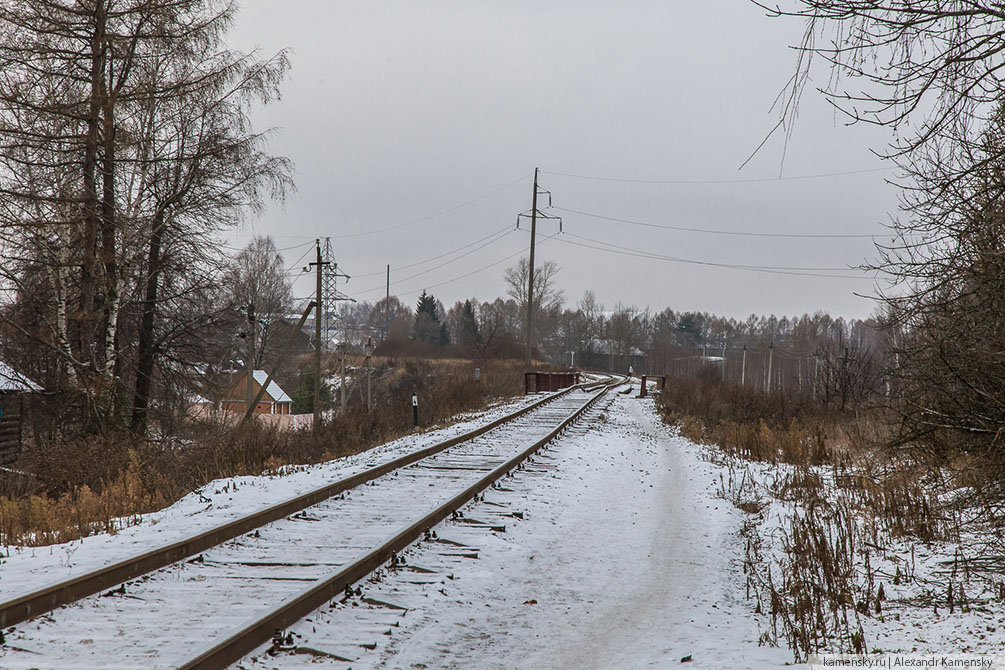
[412,291,442,345]
[458,300,481,349]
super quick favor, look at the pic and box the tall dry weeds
[0,359,527,548]
[663,373,998,661]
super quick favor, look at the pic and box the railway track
[0,377,617,669]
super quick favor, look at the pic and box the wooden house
[221,370,293,415]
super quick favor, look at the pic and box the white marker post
[412,392,419,428]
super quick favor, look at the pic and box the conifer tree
[412,290,442,345]
[458,299,481,349]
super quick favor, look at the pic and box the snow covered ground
[0,393,543,600]
[716,446,1005,661]
[237,393,790,669]
[7,382,998,669]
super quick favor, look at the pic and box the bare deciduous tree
[368,296,411,340]
[761,2,1005,166]
[764,2,1005,455]
[503,257,564,354]
[0,0,293,434]
[606,303,648,375]
[221,236,294,366]
[475,298,521,362]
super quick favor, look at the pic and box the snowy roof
[252,370,291,403]
[0,361,41,392]
[583,339,646,356]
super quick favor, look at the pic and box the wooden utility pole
[525,167,539,365]
[246,303,256,412]
[315,241,322,429]
[385,264,390,340]
[741,345,747,386]
[340,351,347,413]
[766,342,774,393]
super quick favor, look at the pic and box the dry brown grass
[658,375,843,467]
[660,373,1000,660]
[0,358,528,548]
[0,460,170,546]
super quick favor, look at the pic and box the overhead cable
[556,207,879,239]
[353,234,558,300]
[329,172,531,239]
[541,166,892,185]
[555,233,874,280]
[351,224,514,278]
[349,228,518,295]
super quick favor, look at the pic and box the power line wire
[283,245,314,275]
[350,228,518,295]
[329,172,531,240]
[220,239,316,253]
[390,234,559,299]
[275,240,317,252]
[563,231,859,272]
[352,224,514,278]
[351,234,557,300]
[541,166,892,185]
[555,206,880,239]
[555,232,873,280]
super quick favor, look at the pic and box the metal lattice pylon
[321,238,353,349]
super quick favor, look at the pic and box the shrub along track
[0,378,618,669]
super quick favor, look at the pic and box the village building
[0,360,42,466]
[221,370,293,415]
[573,340,648,375]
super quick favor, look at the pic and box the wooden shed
[0,361,41,466]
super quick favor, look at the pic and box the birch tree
[0,0,292,433]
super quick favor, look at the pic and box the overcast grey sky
[228,1,902,321]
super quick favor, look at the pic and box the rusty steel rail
[582,373,625,392]
[0,383,593,629]
[175,382,614,670]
